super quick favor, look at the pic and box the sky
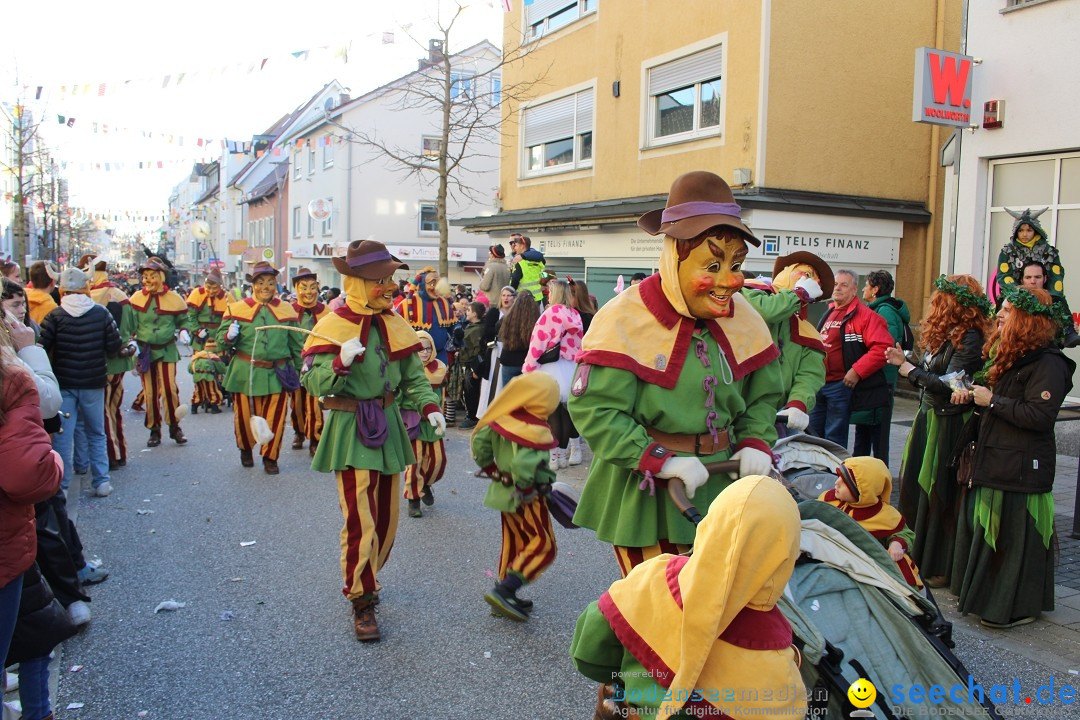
[3,0,505,225]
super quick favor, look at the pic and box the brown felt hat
[332,240,408,280]
[245,260,280,282]
[138,257,169,274]
[637,171,759,246]
[772,251,835,298]
[291,267,318,285]
[204,269,224,285]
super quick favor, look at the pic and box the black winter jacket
[5,563,78,665]
[40,303,122,389]
[973,346,1074,493]
[906,328,985,416]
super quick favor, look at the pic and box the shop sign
[913,47,974,128]
[750,232,899,265]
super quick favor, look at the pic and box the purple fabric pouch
[136,343,152,374]
[400,409,422,441]
[275,363,301,392]
[354,398,389,448]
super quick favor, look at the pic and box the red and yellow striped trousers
[232,392,289,460]
[498,497,557,584]
[192,380,224,406]
[613,540,692,579]
[337,468,400,600]
[141,361,181,429]
[289,387,324,441]
[104,372,127,464]
[403,438,446,500]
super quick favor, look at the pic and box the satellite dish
[308,198,332,221]
[191,220,211,240]
[323,97,335,117]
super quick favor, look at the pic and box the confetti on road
[66,703,85,710]
[70,665,83,672]
[240,540,256,547]
[153,600,186,613]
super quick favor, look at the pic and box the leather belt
[646,426,730,456]
[321,393,396,411]
[233,350,289,370]
[143,339,176,350]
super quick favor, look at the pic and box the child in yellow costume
[188,337,227,414]
[401,330,448,518]
[819,456,923,590]
[571,476,807,719]
[471,372,559,622]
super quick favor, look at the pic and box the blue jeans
[18,654,53,720]
[501,364,523,388]
[74,411,89,472]
[54,388,109,490]
[0,575,23,670]
[808,380,853,449]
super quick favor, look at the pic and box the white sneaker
[568,438,582,466]
[549,450,559,468]
[94,482,113,497]
[68,600,91,626]
[557,449,569,469]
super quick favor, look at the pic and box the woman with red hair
[950,287,1073,628]
[885,274,990,588]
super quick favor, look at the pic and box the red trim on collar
[720,606,793,650]
[488,420,558,450]
[638,274,681,329]
[703,322,780,380]
[293,301,326,316]
[787,316,826,353]
[666,555,687,608]
[598,592,675,685]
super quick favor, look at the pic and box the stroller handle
[666,460,740,526]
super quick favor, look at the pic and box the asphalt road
[50,372,1076,720]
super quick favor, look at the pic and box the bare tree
[325,2,547,277]
[1,97,50,268]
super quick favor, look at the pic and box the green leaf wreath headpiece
[933,275,992,315]
[1000,285,1072,328]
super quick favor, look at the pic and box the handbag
[953,440,977,488]
[537,343,561,365]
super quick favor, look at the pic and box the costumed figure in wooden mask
[288,267,330,455]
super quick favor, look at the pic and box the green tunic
[186,290,227,350]
[106,302,137,376]
[189,355,227,383]
[568,327,782,547]
[301,325,439,475]
[217,305,303,397]
[131,293,193,363]
[743,286,825,412]
[399,365,445,444]
[470,425,556,513]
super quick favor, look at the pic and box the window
[522,89,594,175]
[307,212,314,238]
[419,202,438,233]
[450,72,475,100]
[293,149,302,179]
[291,207,300,238]
[491,74,502,107]
[646,44,724,146]
[321,198,334,236]
[421,136,443,163]
[307,144,316,175]
[526,0,597,39]
[322,137,334,168]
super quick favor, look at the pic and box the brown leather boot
[263,458,279,475]
[169,424,187,444]
[147,427,161,447]
[292,434,304,449]
[309,439,318,457]
[351,597,380,641]
[240,449,254,467]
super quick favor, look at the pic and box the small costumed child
[820,456,923,590]
[188,337,228,414]
[402,331,448,518]
[471,372,559,621]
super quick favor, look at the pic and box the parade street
[49,373,1075,719]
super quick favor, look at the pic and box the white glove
[777,406,810,432]
[338,338,366,367]
[226,321,240,341]
[196,328,208,340]
[427,411,447,437]
[178,329,191,345]
[794,276,823,301]
[730,447,774,479]
[655,455,710,500]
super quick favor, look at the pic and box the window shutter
[526,0,574,26]
[649,45,723,96]
[576,91,594,132]
[523,94,576,147]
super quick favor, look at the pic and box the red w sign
[913,47,975,128]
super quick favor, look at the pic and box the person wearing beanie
[40,267,125,496]
[216,261,303,475]
[476,244,510,306]
[188,337,227,414]
[25,261,59,325]
[471,373,560,622]
[78,255,137,470]
[567,171,781,578]
[300,240,444,641]
[819,456,923,589]
[288,268,330,455]
[400,330,448,518]
[129,257,195,448]
[185,269,229,352]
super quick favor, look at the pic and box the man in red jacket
[808,269,893,448]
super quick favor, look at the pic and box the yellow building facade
[456,0,961,315]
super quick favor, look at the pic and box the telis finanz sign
[912,47,975,128]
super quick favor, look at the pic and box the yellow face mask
[252,274,277,304]
[141,270,164,293]
[366,275,397,312]
[677,232,747,319]
[295,278,319,307]
[772,263,818,292]
[203,278,222,295]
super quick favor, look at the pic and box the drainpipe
[922,0,948,310]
